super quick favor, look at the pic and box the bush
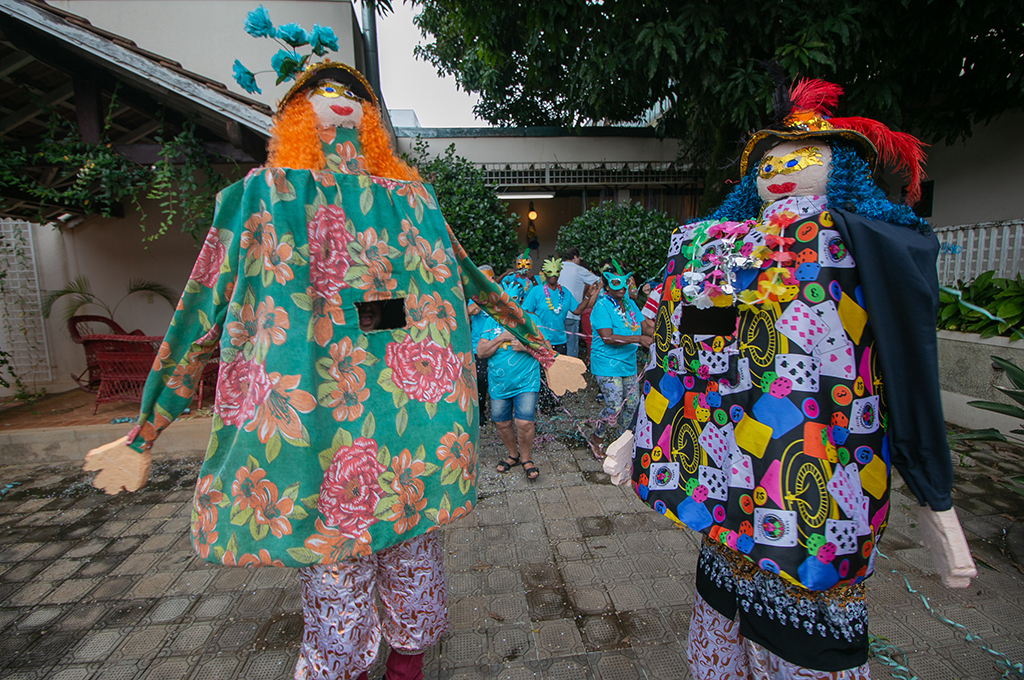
[556,202,677,282]
[937,271,1024,339]
[408,140,520,271]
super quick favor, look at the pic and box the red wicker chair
[88,335,163,414]
[87,334,221,414]
[67,316,143,392]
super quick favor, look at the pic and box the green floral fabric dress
[127,128,549,568]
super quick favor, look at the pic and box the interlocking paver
[0,425,1022,680]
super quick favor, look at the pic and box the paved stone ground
[1,412,1023,679]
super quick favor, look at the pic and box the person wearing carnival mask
[522,257,595,355]
[523,257,596,413]
[623,79,975,678]
[499,249,536,305]
[80,8,572,680]
[587,259,652,459]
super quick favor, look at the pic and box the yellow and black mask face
[757,146,825,181]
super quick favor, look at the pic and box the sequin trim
[699,538,867,643]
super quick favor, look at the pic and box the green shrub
[556,202,677,282]
[408,140,520,271]
[937,271,1024,339]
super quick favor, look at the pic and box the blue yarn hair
[696,143,930,234]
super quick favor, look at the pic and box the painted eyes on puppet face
[758,146,824,180]
[310,83,358,100]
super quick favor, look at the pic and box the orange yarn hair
[267,94,421,182]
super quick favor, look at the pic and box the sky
[374,3,488,128]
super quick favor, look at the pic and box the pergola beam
[0,80,73,134]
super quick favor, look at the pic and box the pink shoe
[384,650,424,680]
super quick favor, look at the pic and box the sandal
[522,461,540,481]
[496,456,521,473]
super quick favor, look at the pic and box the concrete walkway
[1,418,1023,679]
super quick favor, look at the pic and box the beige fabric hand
[602,430,634,486]
[918,506,977,588]
[545,355,587,396]
[83,437,152,495]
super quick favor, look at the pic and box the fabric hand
[602,430,634,485]
[918,506,976,588]
[83,437,152,495]
[545,355,587,396]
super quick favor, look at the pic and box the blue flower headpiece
[231,5,340,96]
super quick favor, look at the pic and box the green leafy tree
[556,202,676,282]
[408,140,520,270]
[411,0,1023,209]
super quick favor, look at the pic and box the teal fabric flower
[271,49,302,83]
[275,22,308,47]
[243,5,274,38]
[232,60,261,95]
[309,24,338,56]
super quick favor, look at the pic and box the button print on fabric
[633,210,890,592]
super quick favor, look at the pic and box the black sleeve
[830,208,953,511]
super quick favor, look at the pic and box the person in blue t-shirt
[477,314,543,480]
[468,265,496,420]
[522,257,595,354]
[499,249,535,305]
[588,260,652,459]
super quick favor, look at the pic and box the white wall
[50,0,363,111]
[925,110,1024,228]
[395,133,682,165]
[12,188,237,399]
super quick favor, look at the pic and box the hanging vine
[0,86,233,242]
[145,120,231,242]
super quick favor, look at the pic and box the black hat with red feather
[741,79,927,205]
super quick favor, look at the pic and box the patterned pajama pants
[687,593,871,680]
[594,374,640,439]
[294,532,448,680]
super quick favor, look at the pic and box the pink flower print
[317,438,386,538]
[307,204,355,297]
[189,228,225,288]
[384,336,461,404]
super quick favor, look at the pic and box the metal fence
[0,218,52,386]
[480,161,700,188]
[933,219,1024,286]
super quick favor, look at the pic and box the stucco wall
[936,330,1024,434]
[49,0,363,111]
[4,163,248,400]
[925,110,1024,228]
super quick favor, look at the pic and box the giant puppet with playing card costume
[81,8,584,680]
[604,79,977,677]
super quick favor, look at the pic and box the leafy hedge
[407,140,520,270]
[555,201,677,282]
[937,271,1024,339]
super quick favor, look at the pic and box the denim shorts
[490,391,538,422]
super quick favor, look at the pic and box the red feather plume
[829,116,928,205]
[789,79,844,117]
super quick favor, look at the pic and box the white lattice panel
[934,219,1024,286]
[0,218,52,384]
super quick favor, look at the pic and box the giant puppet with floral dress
[611,79,977,677]
[81,8,578,680]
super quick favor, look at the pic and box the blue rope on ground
[901,576,1024,679]
[868,635,918,680]
[870,550,1024,679]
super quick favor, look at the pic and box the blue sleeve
[590,299,613,331]
[522,285,541,315]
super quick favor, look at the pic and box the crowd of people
[468,246,657,480]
